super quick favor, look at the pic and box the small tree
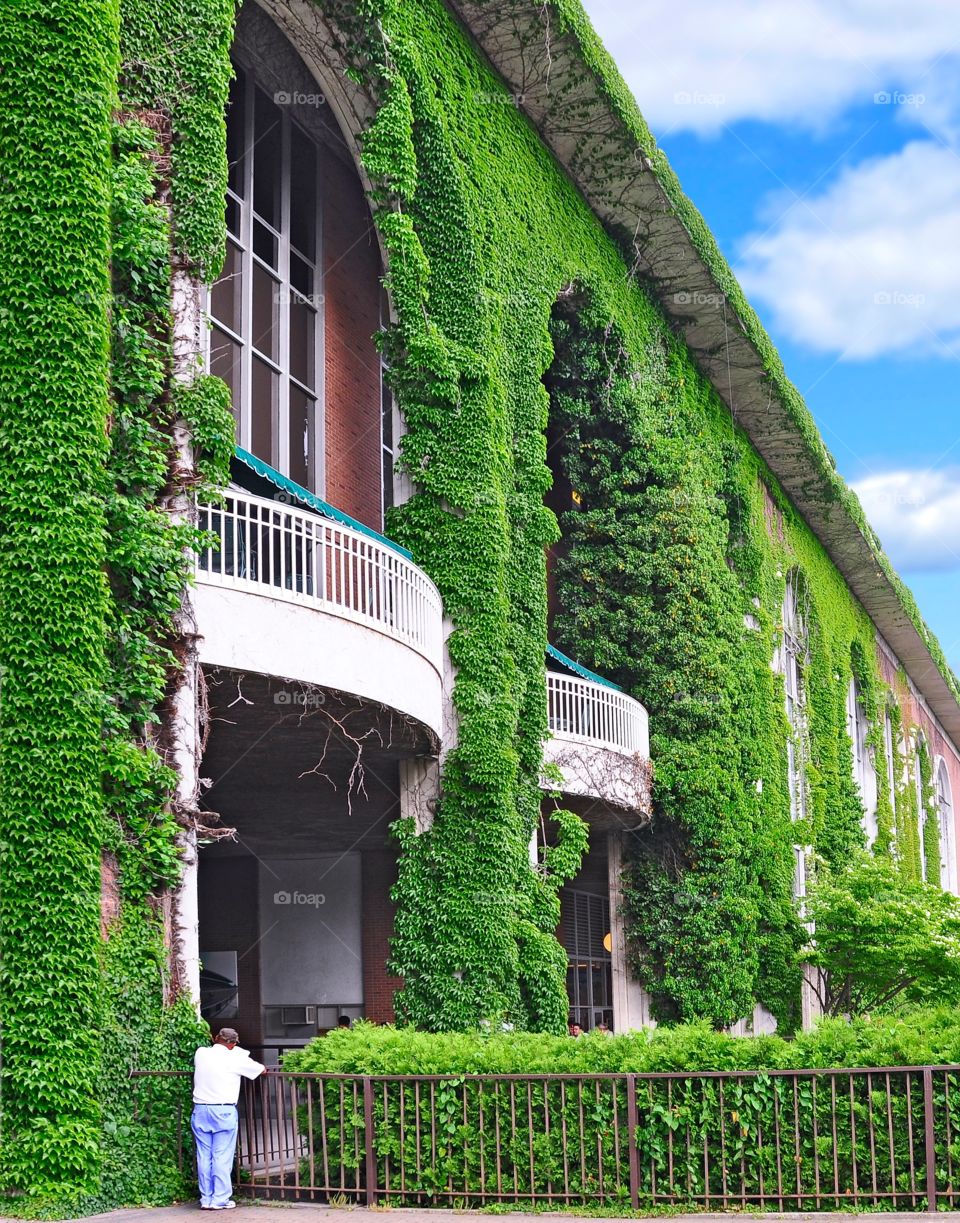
[801,853,960,1017]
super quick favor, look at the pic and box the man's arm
[238,1054,267,1079]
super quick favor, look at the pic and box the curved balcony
[544,669,652,815]
[193,489,444,737]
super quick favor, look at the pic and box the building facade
[1,0,959,1200]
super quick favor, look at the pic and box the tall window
[937,759,956,893]
[561,890,613,1031]
[209,66,323,492]
[883,710,897,813]
[777,574,810,898]
[915,733,930,882]
[846,679,878,843]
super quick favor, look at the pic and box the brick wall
[361,850,401,1023]
[100,850,121,937]
[322,147,383,533]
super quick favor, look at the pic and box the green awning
[546,643,622,691]
[231,447,413,560]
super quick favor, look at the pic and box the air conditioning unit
[280,1005,316,1027]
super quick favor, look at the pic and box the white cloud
[733,141,960,358]
[852,469,960,572]
[581,0,960,137]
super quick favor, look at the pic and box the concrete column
[398,757,440,833]
[800,963,822,1031]
[168,268,205,1006]
[607,832,654,1032]
[402,614,457,834]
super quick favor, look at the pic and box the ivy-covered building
[2,0,959,1201]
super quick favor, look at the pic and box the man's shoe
[211,1203,236,1211]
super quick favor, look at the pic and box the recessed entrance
[196,668,435,1060]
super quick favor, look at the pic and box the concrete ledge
[194,584,443,739]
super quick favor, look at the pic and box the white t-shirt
[193,1042,266,1104]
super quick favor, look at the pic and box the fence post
[363,1076,377,1206]
[626,1073,640,1210]
[923,1067,938,1212]
[177,1095,183,1175]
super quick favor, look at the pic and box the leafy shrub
[287,1010,960,1077]
[801,853,960,1017]
[281,1015,960,1210]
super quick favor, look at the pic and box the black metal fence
[130,1064,960,1211]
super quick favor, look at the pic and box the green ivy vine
[305,0,954,1038]
[1,0,956,1203]
[0,0,233,1204]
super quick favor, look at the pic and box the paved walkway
[61,1208,960,1223]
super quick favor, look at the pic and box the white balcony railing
[196,490,443,667]
[547,671,649,756]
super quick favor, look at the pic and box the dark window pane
[226,70,246,198]
[290,252,313,297]
[381,376,393,453]
[289,296,315,389]
[251,263,279,361]
[288,387,314,490]
[289,123,317,260]
[381,377,394,515]
[251,357,277,465]
[209,326,240,430]
[253,218,278,268]
[211,240,242,333]
[225,194,240,237]
[253,88,281,226]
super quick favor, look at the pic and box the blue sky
[579,0,960,673]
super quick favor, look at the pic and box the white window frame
[846,678,878,844]
[883,710,897,815]
[935,756,957,894]
[207,63,325,493]
[913,732,928,882]
[776,575,811,900]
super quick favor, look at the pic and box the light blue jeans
[191,1103,239,1207]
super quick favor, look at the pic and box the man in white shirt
[192,1027,266,1210]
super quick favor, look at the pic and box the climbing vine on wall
[0,0,233,1202]
[0,0,118,1193]
[309,0,953,1035]
[2,0,957,1200]
[543,296,803,1029]
[91,96,233,1215]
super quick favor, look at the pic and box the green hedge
[287,1009,960,1076]
[282,1015,960,1210]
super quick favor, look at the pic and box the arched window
[776,573,810,898]
[936,758,956,894]
[206,24,389,532]
[846,678,878,843]
[914,732,926,880]
[209,66,322,491]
